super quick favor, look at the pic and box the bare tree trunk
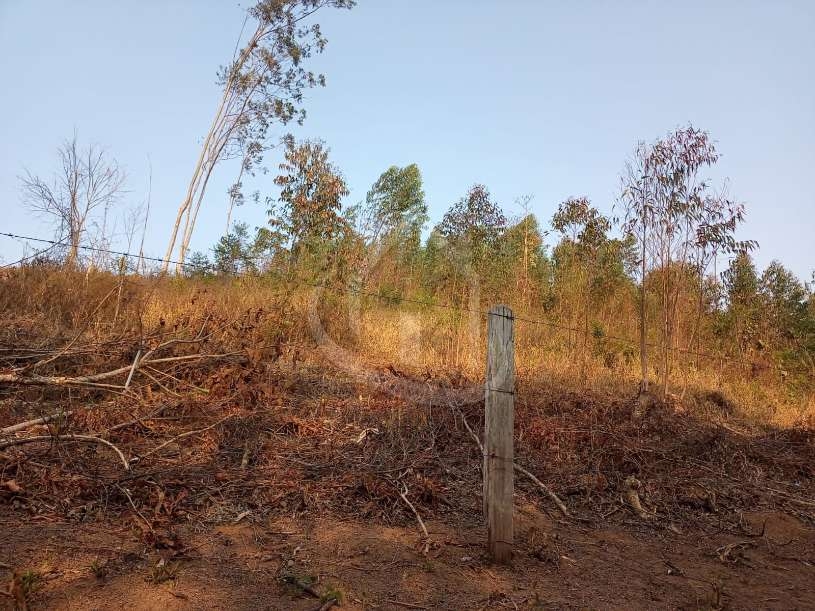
[639,221,648,393]
[178,159,219,273]
[662,252,670,400]
[138,162,152,274]
[162,79,235,272]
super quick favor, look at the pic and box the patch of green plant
[321,584,344,604]
[89,558,109,579]
[20,570,41,595]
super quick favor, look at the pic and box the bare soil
[3,508,814,610]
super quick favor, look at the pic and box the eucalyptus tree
[361,164,427,256]
[163,0,355,272]
[439,184,507,279]
[620,125,754,398]
[269,136,349,274]
[552,197,611,365]
[721,252,761,356]
[499,211,547,308]
[760,261,814,374]
[356,164,428,292]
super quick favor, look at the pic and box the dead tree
[20,133,125,267]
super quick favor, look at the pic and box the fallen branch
[124,350,142,389]
[0,410,73,436]
[0,352,242,389]
[457,406,570,517]
[135,414,236,461]
[623,475,653,520]
[385,600,430,610]
[397,482,429,542]
[0,434,130,471]
[513,462,571,518]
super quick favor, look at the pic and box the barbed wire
[0,236,68,269]
[1,230,811,376]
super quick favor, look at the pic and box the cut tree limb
[0,410,73,436]
[513,462,571,518]
[396,481,430,546]
[457,406,570,517]
[0,434,130,471]
[0,352,242,389]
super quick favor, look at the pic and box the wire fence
[2,230,812,377]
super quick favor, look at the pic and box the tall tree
[552,197,611,368]
[620,125,752,398]
[722,252,761,356]
[20,134,125,268]
[270,136,349,273]
[500,211,547,308]
[358,164,428,289]
[361,165,427,251]
[760,261,814,375]
[439,184,506,278]
[163,0,355,272]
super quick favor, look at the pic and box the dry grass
[1,265,811,430]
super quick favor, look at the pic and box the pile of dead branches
[1,309,814,549]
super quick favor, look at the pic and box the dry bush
[1,266,812,430]
[1,266,814,544]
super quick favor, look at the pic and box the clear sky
[1,1,813,280]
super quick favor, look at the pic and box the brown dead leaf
[1,480,23,494]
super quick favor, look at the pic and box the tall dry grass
[1,265,812,428]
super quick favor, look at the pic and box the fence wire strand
[1,230,811,376]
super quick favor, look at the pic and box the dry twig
[457,405,570,517]
[396,481,430,548]
[135,414,237,461]
[0,434,130,471]
[1,410,73,436]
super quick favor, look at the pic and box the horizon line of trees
[14,125,815,398]
[171,125,812,399]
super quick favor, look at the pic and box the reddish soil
[2,508,814,610]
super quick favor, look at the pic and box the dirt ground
[3,503,814,610]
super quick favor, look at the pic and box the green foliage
[271,137,349,273]
[186,251,214,278]
[200,123,814,394]
[761,261,812,355]
[213,222,259,276]
[362,164,428,254]
[720,252,761,351]
[222,0,357,183]
[552,196,610,250]
[619,125,758,395]
[438,184,506,275]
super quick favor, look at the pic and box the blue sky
[1,1,813,280]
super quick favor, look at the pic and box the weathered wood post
[484,304,514,564]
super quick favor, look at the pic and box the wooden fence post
[484,304,514,564]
